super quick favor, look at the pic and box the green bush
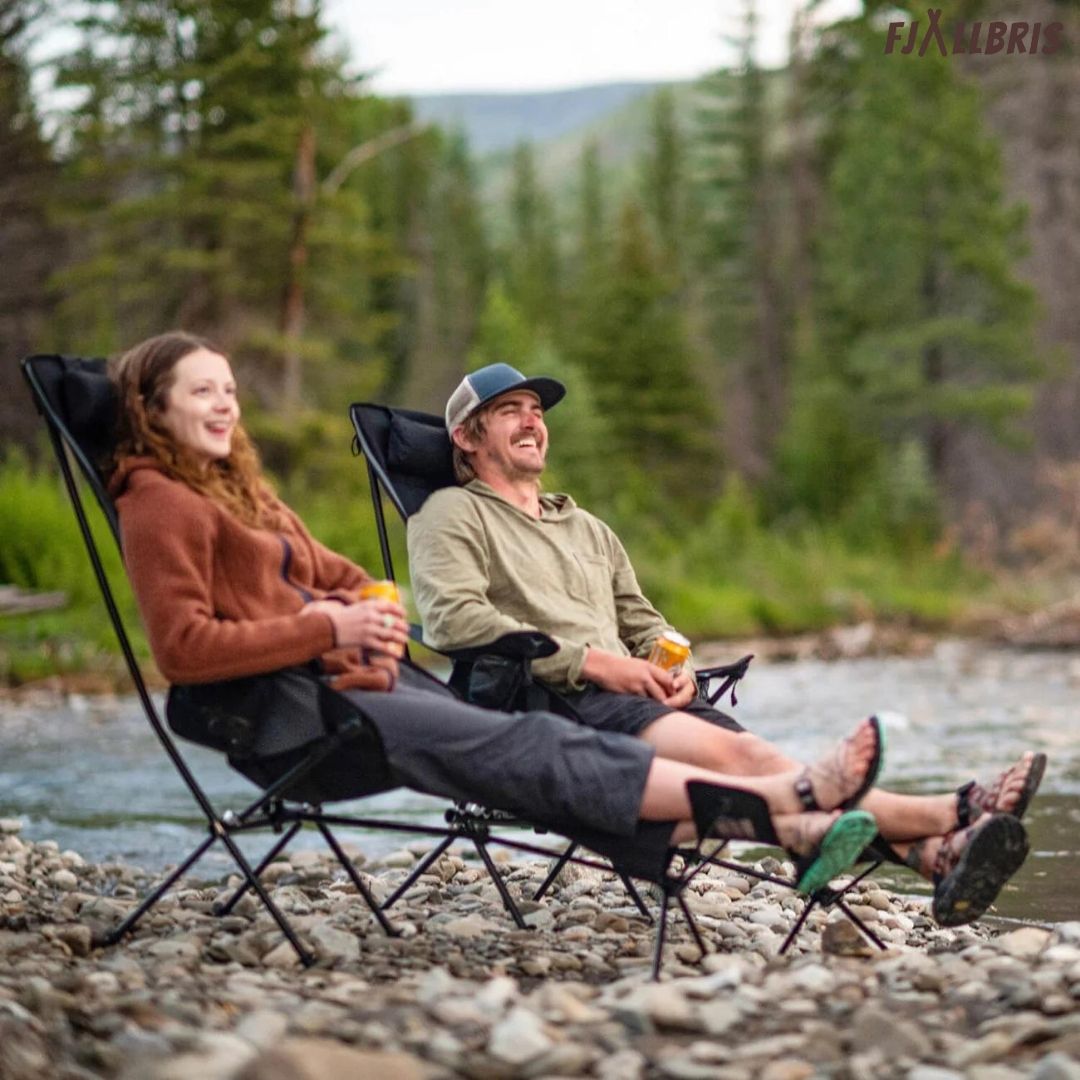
[0,452,146,684]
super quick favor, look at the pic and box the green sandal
[794,810,880,895]
[685,782,879,896]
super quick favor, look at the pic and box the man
[408,362,1044,925]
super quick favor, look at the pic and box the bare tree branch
[321,123,425,196]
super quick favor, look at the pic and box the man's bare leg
[640,711,957,842]
[640,712,1041,844]
[634,738,877,821]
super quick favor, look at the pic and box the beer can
[648,630,691,673]
[358,580,402,605]
[359,580,404,657]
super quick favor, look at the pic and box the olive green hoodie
[407,480,676,690]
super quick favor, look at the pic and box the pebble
[1,820,1078,1078]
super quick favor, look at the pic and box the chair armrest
[696,653,754,707]
[409,625,558,663]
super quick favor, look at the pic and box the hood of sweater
[464,478,579,520]
[108,455,168,499]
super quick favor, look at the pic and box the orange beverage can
[359,580,404,657]
[648,631,691,673]
[359,580,402,605]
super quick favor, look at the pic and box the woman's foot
[774,809,880,895]
[909,814,1030,927]
[957,751,1047,827]
[791,716,884,813]
[686,781,879,896]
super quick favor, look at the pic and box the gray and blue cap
[445,363,566,434]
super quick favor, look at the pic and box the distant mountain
[410,81,669,156]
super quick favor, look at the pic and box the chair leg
[650,890,673,981]
[836,899,888,950]
[217,831,315,966]
[315,821,399,937]
[105,833,217,946]
[380,835,456,912]
[473,839,527,929]
[780,895,818,955]
[532,842,577,901]
[619,873,654,922]
[676,892,709,960]
[215,821,303,915]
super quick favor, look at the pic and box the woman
[107,332,1028,917]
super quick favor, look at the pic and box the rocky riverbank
[3,821,1080,1079]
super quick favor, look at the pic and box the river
[1,642,1077,923]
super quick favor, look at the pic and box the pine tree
[693,0,787,482]
[572,198,718,510]
[504,141,560,338]
[640,87,684,273]
[815,20,1038,489]
[52,0,405,410]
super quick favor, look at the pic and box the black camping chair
[20,354,503,967]
[21,354,705,977]
[349,401,888,975]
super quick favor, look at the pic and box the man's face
[456,390,548,482]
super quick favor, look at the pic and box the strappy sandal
[793,715,885,813]
[956,751,1047,828]
[929,813,1029,927]
[686,781,880,896]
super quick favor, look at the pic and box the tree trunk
[280,122,316,413]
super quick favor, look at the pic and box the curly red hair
[111,331,288,531]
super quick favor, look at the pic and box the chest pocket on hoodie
[575,554,614,610]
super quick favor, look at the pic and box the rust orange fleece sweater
[109,457,393,691]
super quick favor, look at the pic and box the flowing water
[1,642,1078,923]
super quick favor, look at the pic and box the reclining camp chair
[349,401,888,974]
[21,354,501,967]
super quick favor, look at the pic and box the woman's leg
[345,684,877,835]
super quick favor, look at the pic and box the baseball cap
[445,363,565,434]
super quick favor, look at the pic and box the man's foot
[918,814,1030,927]
[774,809,880,895]
[792,716,884,813]
[957,751,1047,827]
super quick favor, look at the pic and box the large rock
[487,1006,554,1066]
[308,922,359,965]
[236,1039,428,1080]
[849,1004,923,1059]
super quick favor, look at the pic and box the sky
[322,0,862,97]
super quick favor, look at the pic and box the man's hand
[662,669,696,709]
[581,648,676,702]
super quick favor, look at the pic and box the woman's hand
[302,598,409,656]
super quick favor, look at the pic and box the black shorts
[562,684,746,737]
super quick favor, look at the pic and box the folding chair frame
[348,401,887,975]
[21,356,476,965]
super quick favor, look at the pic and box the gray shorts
[563,685,746,737]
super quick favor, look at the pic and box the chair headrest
[386,411,455,490]
[59,360,118,472]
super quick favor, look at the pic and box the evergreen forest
[3,0,1080,685]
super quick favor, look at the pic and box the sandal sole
[932,814,1029,927]
[841,714,886,810]
[1011,752,1047,821]
[796,810,879,895]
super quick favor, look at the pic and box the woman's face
[158,348,239,465]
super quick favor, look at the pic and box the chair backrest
[21,353,225,819]
[21,355,121,541]
[349,402,456,582]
